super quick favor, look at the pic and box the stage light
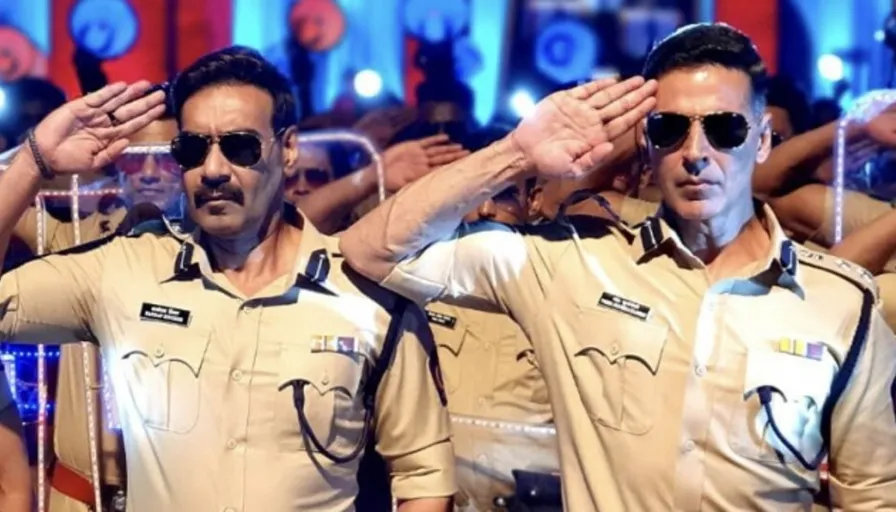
[510,90,536,119]
[876,30,886,43]
[0,88,6,114]
[353,69,383,99]
[817,54,844,82]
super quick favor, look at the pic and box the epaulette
[796,246,879,300]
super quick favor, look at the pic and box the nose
[477,200,497,220]
[200,144,232,189]
[139,156,162,184]
[682,119,710,175]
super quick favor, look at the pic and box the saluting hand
[31,81,167,175]
[511,76,657,179]
[382,134,471,193]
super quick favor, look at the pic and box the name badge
[426,310,457,329]
[597,292,651,321]
[139,302,192,327]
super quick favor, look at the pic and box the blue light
[0,88,6,114]
[510,90,536,119]
[69,0,139,60]
[535,19,599,85]
[817,54,845,82]
[354,69,383,99]
[875,30,886,43]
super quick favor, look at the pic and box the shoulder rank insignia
[797,247,878,293]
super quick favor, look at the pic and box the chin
[194,214,245,238]
[668,199,723,221]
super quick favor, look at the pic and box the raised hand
[382,134,470,192]
[511,76,657,179]
[31,81,166,175]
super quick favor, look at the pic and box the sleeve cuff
[381,266,446,305]
[389,439,457,500]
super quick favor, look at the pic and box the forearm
[829,209,896,274]
[0,147,43,266]
[753,122,837,197]
[297,167,378,235]
[340,136,531,282]
[397,497,451,512]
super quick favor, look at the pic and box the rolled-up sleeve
[382,221,532,310]
[829,309,896,509]
[0,237,110,344]
[374,303,456,500]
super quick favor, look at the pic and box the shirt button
[610,344,620,355]
[321,374,330,386]
[477,397,487,408]
[476,454,488,465]
[683,440,696,453]
[231,370,243,382]
[153,347,165,358]
[223,508,238,512]
[226,439,238,450]
[695,365,707,377]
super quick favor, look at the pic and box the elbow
[396,497,452,512]
[339,231,395,283]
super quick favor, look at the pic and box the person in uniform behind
[339,23,896,510]
[0,358,31,512]
[46,105,181,512]
[0,46,455,511]
[433,171,557,511]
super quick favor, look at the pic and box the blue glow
[0,88,6,113]
[468,0,508,124]
[354,69,383,98]
[402,0,470,42]
[232,0,289,52]
[817,54,844,82]
[0,0,50,53]
[509,90,536,119]
[535,18,598,85]
[69,0,139,60]
[875,29,885,43]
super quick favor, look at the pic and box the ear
[281,126,300,177]
[755,111,773,164]
[527,182,544,221]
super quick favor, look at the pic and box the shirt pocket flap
[574,309,668,373]
[278,346,366,399]
[120,327,210,375]
[743,347,837,406]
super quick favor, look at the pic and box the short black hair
[765,75,811,135]
[171,46,297,133]
[642,23,768,111]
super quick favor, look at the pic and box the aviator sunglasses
[170,130,283,169]
[646,111,753,151]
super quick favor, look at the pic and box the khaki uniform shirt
[0,208,455,512]
[14,206,127,492]
[425,302,555,510]
[875,273,896,334]
[379,204,896,511]
[618,196,659,227]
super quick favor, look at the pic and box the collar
[165,203,338,295]
[632,202,803,293]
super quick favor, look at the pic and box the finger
[416,134,451,147]
[82,82,129,109]
[602,97,657,140]
[93,138,131,168]
[597,81,657,125]
[587,76,649,109]
[429,151,471,166]
[110,90,166,124]
[572,141,615,175]
[108,104,167,139]
[100,80,154,114]
[424,143,465,156]
[569,77,619,100]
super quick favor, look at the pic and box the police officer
[340,24,896,510]
[0,358,31,512]
[433,178,557,511]
[0,47,455,511]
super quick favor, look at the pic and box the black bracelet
[26,129,56,180]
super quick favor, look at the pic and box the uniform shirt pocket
[432,324,467,397]
[274,344,368,453]
[728,343,837,466]
[118,325,210,434]
[569,309,668,435]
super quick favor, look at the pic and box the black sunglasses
[646,112,752,151]
[170,131,281,170]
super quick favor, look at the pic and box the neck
[667,198,764,266]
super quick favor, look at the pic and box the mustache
[194,185,245,207]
